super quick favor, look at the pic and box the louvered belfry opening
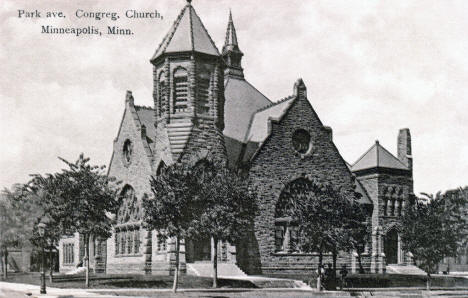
[173,67,189,113]
[197,71,211,115]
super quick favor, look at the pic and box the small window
[134,228,140,253]
[292,129,311,154]
[122,139,133,165]
[158,71,167,116]
[275,224,285,252]
[63,243,75,265]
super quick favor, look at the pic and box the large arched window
[117,185,137,224]
[275,178,314,253]
[173,67,188,113]
[197,71,211,115]
[158,71,166,116]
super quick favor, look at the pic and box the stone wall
[243,81,358,275]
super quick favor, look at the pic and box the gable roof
[151,2,219,62]
[351,141,408,172]
[134,106,155,143]
[246,95,296,143]
[223,77,272,142]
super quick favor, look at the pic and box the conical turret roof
[351,141,409,172]
[151,2,220,62]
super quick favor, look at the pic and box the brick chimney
[397,128,412,172]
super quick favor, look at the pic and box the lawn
[263,272,468,289]
[1,272,257,289]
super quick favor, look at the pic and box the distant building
[59,1,415,276]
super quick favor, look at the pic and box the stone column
[397,233,402,264]
[378,230,385,273]
[351,250,358,274]
[284,227,291,253]
[371,228,378,273]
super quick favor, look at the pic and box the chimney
[398,128,412,172]
[293,78,307,99]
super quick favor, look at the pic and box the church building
[58,0,415,277]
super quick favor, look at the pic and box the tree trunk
[426,273,431,291]
[49,248,53,284]
[212,237,218,288]
[317,250,323,291]
[3,249,8,280]
[172,236,180,293]
[85,234,90,288]
[332,250,337,290]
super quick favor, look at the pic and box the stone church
[59,0,416,276]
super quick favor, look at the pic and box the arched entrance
[384,229,399,264]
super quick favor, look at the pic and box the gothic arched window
[118,185,137,224]
[158,71,166,116]
[122,139,133,165]
[275,178,314,253]
[173,67,188,113]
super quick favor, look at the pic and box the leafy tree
[285,178,366,290]
[0,184,43,279]
[190,159,258,288]
[26,154,121,287]
[401,190,468,290]
[142,162,198,293]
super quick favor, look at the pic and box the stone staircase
[386,264,426,275]
[186,262,247,277]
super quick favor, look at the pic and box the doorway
[384,229,399,264]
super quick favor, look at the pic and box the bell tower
[150,0,226,163]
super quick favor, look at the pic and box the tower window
[158,72,166,116]
[173,68,188,113]
[197,71,211,115]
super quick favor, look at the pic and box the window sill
[114,254,143,258]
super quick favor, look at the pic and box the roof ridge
[255,95,295,113]
[190,5,220,55]
[134,105,154,110]
[377,142,408,168]
[352,143,377,167]
[151,5,188,61]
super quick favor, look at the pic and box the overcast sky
[0,0,467,195]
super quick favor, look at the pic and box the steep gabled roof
[151,2,219,61]
[352,141,408,172]
[134,106,155,143]
[246,95,296,143]
[223,77,272,142]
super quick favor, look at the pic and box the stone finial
[293,78,307,98]
[126,90,134,105]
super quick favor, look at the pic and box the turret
[222,11,244,79]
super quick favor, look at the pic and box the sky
[0,0,467,195]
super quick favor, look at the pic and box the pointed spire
[151,2,219,63]
[223,10,239,52]
[222,10,244,79]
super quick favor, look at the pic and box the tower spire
[222,11,244,79]
[224,10,239,51]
